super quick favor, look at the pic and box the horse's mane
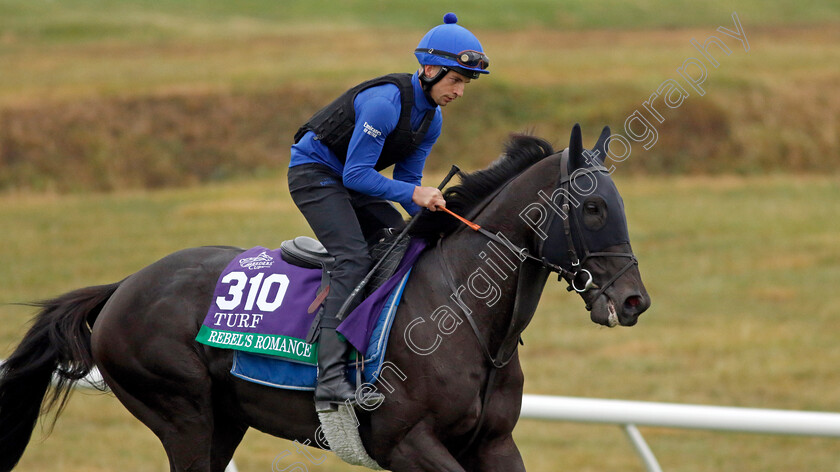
[409,134,554,241]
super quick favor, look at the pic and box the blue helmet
[415,13,489,80]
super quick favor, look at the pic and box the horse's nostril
[624,295,644,313]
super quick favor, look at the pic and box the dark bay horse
[0,125,650,472]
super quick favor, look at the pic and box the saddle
[279,235,335,269]
[280,231,410,342]
[280,229,410,297]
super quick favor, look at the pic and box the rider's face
[425,66,471,107]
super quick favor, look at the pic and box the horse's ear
[569,123,583,169]
[591,126,611,163]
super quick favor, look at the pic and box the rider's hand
[412,186,446,211]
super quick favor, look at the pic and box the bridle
[439,148,638,315]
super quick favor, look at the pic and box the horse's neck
[437,164,558,354]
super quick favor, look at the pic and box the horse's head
[410,126,649,327]
[539,124,650,327]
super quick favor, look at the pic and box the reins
[435,236,520,370]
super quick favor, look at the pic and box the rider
[288,12,489,411]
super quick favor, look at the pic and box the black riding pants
[288,164,405,328]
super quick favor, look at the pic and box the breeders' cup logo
[239,251,274,270]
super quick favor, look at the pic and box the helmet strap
[419,65,450,93]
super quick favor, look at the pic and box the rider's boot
[314,327,384,412]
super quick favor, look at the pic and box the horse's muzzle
[589,291,649,327]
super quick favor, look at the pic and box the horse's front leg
[467,433,526,472]
[384,421,467,472]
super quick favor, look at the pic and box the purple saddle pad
[196,239,427,364]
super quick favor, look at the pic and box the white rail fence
[3,360,839,471]
[520,394,840,472]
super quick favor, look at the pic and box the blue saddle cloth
[230,269,411,391]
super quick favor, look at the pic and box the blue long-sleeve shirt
[290,72,442,215]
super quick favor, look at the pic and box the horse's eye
[582,197,608,231]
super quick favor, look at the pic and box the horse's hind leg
[210,407,248,471]
[92,298,226,470]
[96,352,221,471]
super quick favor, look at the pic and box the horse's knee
[384,422,467,472]
[467,434,525,472]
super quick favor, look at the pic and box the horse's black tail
[0,282,120,471]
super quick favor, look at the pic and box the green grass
[2,173,840,471]
[2,0,840,41]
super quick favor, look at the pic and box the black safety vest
[294,73,437,171]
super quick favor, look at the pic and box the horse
[0,124,650,472]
